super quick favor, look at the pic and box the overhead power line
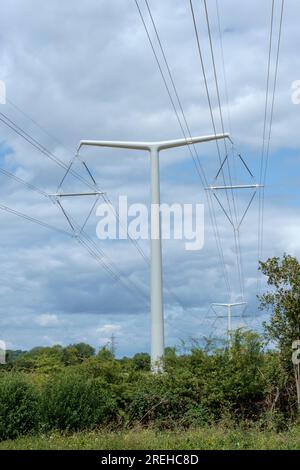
[0,106,151,267]
[257,0,285,291]
[215,0,232,138]
[189,0,245,299]
[0,203,72,238]
[135,0,232,298]
[202,0,245,299]
[0,157,150,305]
[2,93,197,323]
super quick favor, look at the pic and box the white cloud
[96,324,122,335]
[35,314,61,327]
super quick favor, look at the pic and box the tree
[259,254,300,365]
[63,343,95,365]
[132,352,150,370]
[13,345,64,372]
[97,346,114,361]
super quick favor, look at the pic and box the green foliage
[12,345,65,373]
[258,254,300,413]
[259,254,300,364]
[188,331,266,421]
[41,369,117,431]
[63,343,95,366]
[1,322,300,441]
[0,374,40,440]
[128,369,205,428]
[11,343,95,372]
[127,331,267,428]
[131,353,150,371]
[97,346,115,361]
[5,349,26,365]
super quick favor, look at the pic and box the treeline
[0,331,298,441]
[1,254,300,442]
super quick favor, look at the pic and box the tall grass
[0,425,299,450]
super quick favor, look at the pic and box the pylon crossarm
[156,133,230,151]
[77,133,230,153]
[210,302,247,317]
[49,191,104,197]
[206,315,250,319]
[212,303,247,307]
[206,184,263,190]
[210,302,248,350]
[78,140,150,151]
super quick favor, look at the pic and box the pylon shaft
[150,147,164,372]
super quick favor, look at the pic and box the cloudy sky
[0,0,299,356]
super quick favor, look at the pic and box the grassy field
[0,426,300,450]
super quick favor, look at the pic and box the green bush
[128,369,208,428]
[0,328,298,440]
[41,370,117,431]
[0,374,40,440]
[131,353,150,371]
[198,331,266,420]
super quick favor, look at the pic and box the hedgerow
[0,330,297,441]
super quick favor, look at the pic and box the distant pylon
[110,333,117,357]
[211,302,247,349]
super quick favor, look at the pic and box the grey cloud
[0,0,299,354]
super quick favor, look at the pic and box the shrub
[63,343,95,366]
[199,331,266,420]
[131,353,150,371]
[128,369,206,428]
[41,370,117,431]
[0,374,40,440]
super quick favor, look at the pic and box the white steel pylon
[206,150,263,302]
[77,133,230,373]
[211,302,247,349]
[49,154,104,235]
[205,152,263,230]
